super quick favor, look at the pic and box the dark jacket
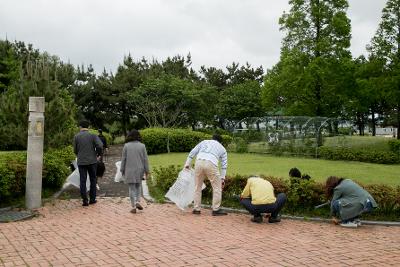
[98,134,107,148]
[73,130,103,165]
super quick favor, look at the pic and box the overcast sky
[0,0,387,74]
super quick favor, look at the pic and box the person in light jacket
[121,129,150,213]
[184,134,228,216]
[325,176,377,228]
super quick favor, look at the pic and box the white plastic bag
[64,168,91,191]
[114,161,124,183]
[165,168,205,210]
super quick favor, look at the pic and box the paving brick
[0,199,400,267]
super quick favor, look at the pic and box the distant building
[376,127,397,137]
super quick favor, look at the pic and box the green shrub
[141,128,232,154]
[147,165,400,221]
[89,129,113,146]
[0,147,75,205]
[234,129,265,142]
[43,146,75,188]
[233,137,248,153]
[318,146,400,164]
[388,139,400,155]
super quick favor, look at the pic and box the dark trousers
[240,193,287,218]
[78,163,97,203]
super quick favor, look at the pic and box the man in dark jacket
[73,120,103,206]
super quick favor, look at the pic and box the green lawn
[149,152,400,186]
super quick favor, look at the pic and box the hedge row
[141,128,232,155]
[0,146,75,204]
[388,139,400,155]
[148,165,400,220]
[318,146,400,164]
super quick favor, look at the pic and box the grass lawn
[149,152,400,186]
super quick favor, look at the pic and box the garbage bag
[114,161,124,183]
[165,168,205,210]
[64,168,91,191]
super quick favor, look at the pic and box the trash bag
[165,168,205,210]
[114,161,124,183]
[64,167,91,191]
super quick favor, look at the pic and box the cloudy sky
[0,0,387,74]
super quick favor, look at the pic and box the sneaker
[354,219,362,226]
[212,209,228,216]
[89,200,97,205]
[340,221,358,228]
[268,216,281,223]
[192,210,201,215]
[136,203,143,210]
[130,208,137,214]
[251,216,263,223]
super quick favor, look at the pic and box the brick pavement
[1,198,399,267]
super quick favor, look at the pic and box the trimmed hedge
[148,165,400,220]
[141,128,232,154]
[318,146,400,164]
[388,139,400,155]
[0,146,75,205]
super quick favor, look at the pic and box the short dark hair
[212,133,222,143]
[79,120,90,128]
[98,129,103,134]
[126,129,141,142]
[289,167,301,178]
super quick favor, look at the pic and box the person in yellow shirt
[240,176,286,223]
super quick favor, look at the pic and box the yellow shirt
[241,177,276,205]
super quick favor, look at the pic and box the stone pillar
[25,97,45,210]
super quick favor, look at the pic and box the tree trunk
[371,108,376,136]
[397,105,400,139]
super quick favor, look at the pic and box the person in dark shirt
[73,120,103,206]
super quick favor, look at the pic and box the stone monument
[25,97,45,209]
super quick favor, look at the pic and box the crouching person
[240,177,286,223]
[325,176,377,228]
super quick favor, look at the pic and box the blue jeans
[332,199,373,223]
[240,193,287,218]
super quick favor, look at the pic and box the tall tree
[367,0,400,139]
[263,0,352,117]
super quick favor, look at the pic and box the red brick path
[1,198,399,267]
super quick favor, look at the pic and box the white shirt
[185,140,228,179]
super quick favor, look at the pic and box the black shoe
[268,215,281,223]
[192,210,201,215]
[82,202,89,207]
[136,203,143,210]
[212,209,228,216]
[251,216,263,223]
[89,200,97,205]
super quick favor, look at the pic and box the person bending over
[325,176,377,228]
[184,134,228,216]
